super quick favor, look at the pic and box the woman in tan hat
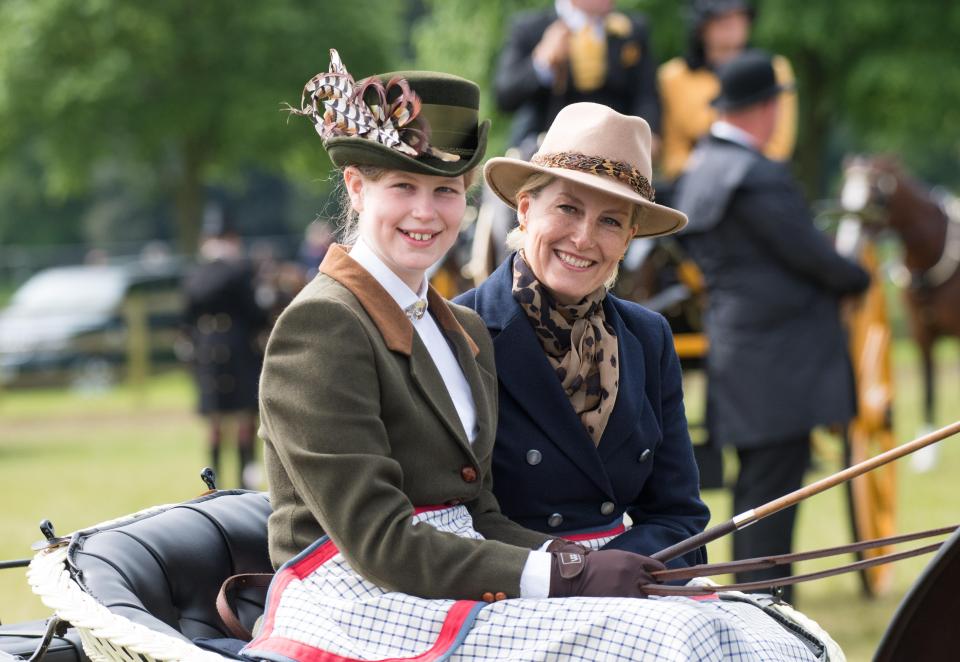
[456,102,710,568]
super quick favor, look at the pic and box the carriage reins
[645,524,957,596]
[646,421,960,597]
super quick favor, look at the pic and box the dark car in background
[0,261,184,389]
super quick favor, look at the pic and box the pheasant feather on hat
[291,49,459,162]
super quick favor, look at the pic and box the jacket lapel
[407,336,475,456]
[320,245,478,457]
[444,311,495,459]
[596,300,647,461]
[476,258,614,498]
[404,289,488,458]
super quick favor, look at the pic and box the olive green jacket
[260,245,551,600]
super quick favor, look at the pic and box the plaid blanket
[244,506,829,661]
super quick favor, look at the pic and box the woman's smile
[398,228,442,245]
[554,249,596,270]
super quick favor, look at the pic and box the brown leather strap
[645,541,943,596]
[216,573,274,641]
[652,524,957,584]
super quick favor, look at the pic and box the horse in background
[840,155,960,469]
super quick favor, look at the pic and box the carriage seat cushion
[67,490,274,644]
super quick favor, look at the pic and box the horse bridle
[841,162,897,227]
[842,162,960,289]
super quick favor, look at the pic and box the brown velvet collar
[319,244,478,357]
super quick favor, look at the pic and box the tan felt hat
[484,102,687,238]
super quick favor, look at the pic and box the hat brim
[483,157,688,239]
[710,81,792,112]
[326,120,490,178]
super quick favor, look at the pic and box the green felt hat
[295,51,488,178]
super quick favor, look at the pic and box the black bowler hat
[711,49,791,111]
[690,0,754,32]
[201,201,237,238]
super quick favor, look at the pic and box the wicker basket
[28,505,233,662]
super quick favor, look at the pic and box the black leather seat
[67,490,273,644]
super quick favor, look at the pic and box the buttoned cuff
[519,550,552,598]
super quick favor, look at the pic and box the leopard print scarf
[512,251,619,445]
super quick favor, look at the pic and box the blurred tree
[739,1,960,193]
[0,0,402,253]
[0,146,89,247]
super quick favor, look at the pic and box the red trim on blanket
[250,539,340,646]
[689,593,720,601]
[562,523,626,541]
[249,599,480,662]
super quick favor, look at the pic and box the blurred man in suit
[674,51,870,602]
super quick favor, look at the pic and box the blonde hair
[504,172,645,289]
[335,166,478,246]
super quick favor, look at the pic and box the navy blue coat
[456,256,710,567]
[675,136,870,447]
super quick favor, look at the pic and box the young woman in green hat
[245,50,825,661]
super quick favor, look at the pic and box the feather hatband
[291,49,460,163]
[531,152,656,201]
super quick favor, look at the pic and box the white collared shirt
[349,238,478,443]
[556,0,605,38]
[710,120,761,151]
[349,239,552,598]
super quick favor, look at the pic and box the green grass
[694,338,960,661]
[1,343,958,661]
[0,370,231,624]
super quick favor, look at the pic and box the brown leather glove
[548,549,665,599]
[545,538,591,556]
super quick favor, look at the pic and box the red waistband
[562,522,627,542]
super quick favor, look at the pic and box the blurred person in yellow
[658,0,796,183]
[494,0,661,153]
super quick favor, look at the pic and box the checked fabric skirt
[243,506,828,661]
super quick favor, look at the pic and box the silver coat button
[526,449,542,465]
[547,513,564,527]
[600,501,616,516]
[638,449,652,463]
